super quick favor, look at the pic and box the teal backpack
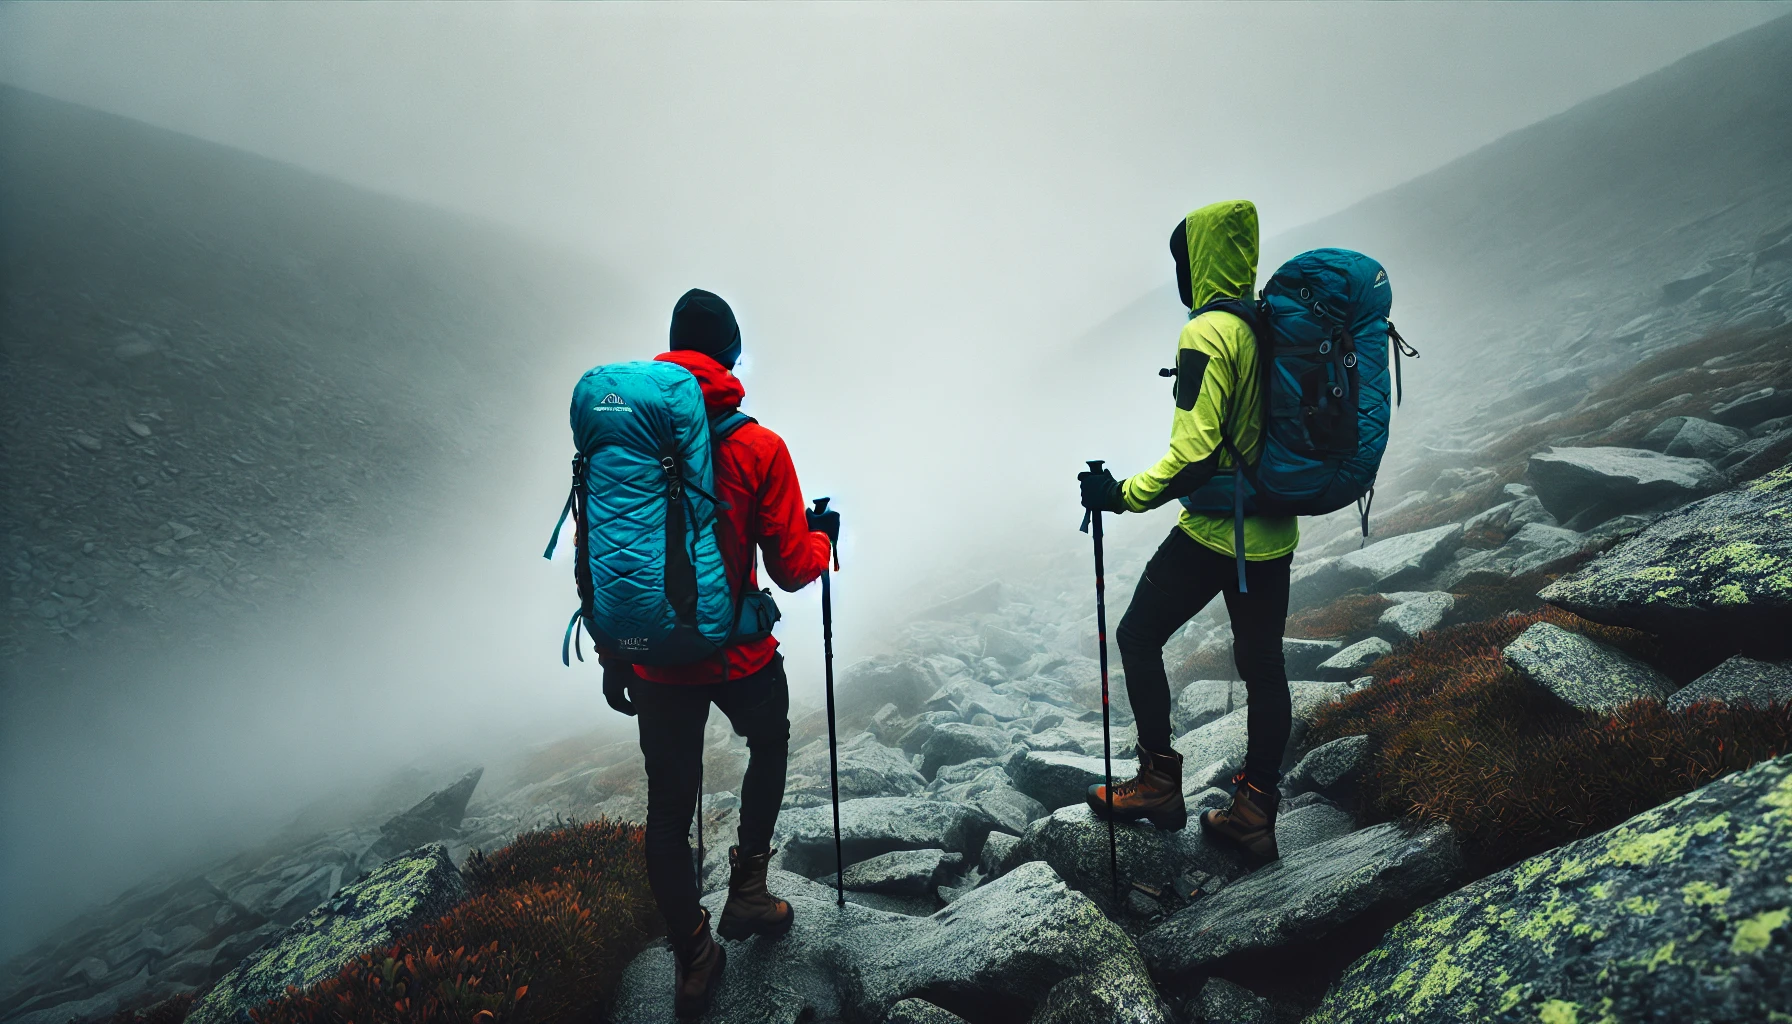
[1177,248,1417,589]
[543,360,778,667]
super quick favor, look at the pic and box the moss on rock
[1305,754,1792,1023]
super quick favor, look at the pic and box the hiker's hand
[806,507,840,546]
[602,662,636,717]
[1079,466,1128,513]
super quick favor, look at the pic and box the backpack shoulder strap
[710,409,756,441]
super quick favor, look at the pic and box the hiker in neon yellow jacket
[1079,199,1296,860]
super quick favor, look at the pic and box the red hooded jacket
[628,349,832,684]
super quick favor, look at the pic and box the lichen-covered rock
[774,797,998,877]
[1503,621,1677,713]
[1281,735,1370,802]
[920,722,1016,779]
[184,845,467,1024]
[1539,466,1792,658]
[883,997,969,1024]
[1198,978,1278,1024]
[1137,822,1458,983]
[1305,753,1792,1024]
[1526,445,1727,530]
[1435,523,1586,589]
[1667,654,1792,712]
[612,861,1169,1024]
[1317,637,1393,680]
[785,731,927,808]
[1378,591,1455,640]
[841,849,964,897]
[1172,708,1250,775]
[1008,749,1121,811]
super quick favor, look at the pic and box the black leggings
[633,654,790,938]
[1116,528,1292,788]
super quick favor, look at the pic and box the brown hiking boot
[716,846,794,941]
[672,907,725,1019]
[1086,745,1187,831]
[1200,770,1280,861]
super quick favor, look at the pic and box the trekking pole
[813,497,846,907]
[1078,461,1121,906]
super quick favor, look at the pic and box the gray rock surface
[920,722,1015,779]
[1526,445,1727,529]
[1172,709,1249,777]
[1663,416,1750,461]
[365,768,482,863]
[909,581,1004,623]
[1008,749,1121,812]
[1336,523,1466,591]
[1137,823,1458,983]
[786,731,927,808]
[1305,753,1792,1024]
[1540,465,1792,657]
[1316,637,1392,680]
[840,655,943,717]
[980,623,1039,666]
[1666,654,1792,711]
[774,797,998,877]
[1436,522,1586,589]
[1280,735,1370,802]
[612,861,1168,1024]
[1378,591,1454,640]
[1170,679,1243,735]
[1502,622,1677,713]
[1282,639,1345,679]
[1710,385,1792,427]
[1013,804,1249,909]
[841,849,964,897]
[928,762,1048,834]
[184,845,467,1024]
[1274,802,1358,857]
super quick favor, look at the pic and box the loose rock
[1666,654,1792,711]
[1503,622,1677,713]
[1526,445,1726,529]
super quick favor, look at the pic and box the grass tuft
[250,818,661,1024]
[1308,611,1792,876]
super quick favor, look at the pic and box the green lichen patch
[1305,755,1792,1024]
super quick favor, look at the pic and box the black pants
[1116,528,1293,788]
[633,654,790,938]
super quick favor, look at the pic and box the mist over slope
[1050,14,1792,514]
[0,85,607,666]
[0,86,614,956]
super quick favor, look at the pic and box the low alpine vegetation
[250,819,661,1024]
[1308,610,1792,876]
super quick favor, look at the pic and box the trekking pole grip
[1079,460,1103,534]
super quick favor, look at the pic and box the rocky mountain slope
[0,85,605,664]
[5,16,1792,1024]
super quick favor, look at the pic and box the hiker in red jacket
[599,288,835,1018]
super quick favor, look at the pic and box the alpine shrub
[1307,610,1792,875]
[1285,593,1392,641]
[250,819,660,1024]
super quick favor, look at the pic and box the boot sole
[716,907,795,942]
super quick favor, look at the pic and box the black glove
[602,662,636,717]
[807,507,840,546]
[1079,466,1129,513]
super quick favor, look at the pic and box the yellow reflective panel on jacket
[1121,200,1299,561]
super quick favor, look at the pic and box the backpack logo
[594,393,632,413]
[619,636,649,651]
[1373,268,1388,288]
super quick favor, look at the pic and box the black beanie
[669,288,742,368]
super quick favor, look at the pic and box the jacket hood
[1179,200,1259,310]
[656,349,745,413]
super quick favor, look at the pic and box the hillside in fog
[0,85,607,666]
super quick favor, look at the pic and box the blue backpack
[1179,248,1418,588]
[543,360,778,667]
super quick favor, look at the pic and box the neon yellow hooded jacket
[1120,200,1300,560]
